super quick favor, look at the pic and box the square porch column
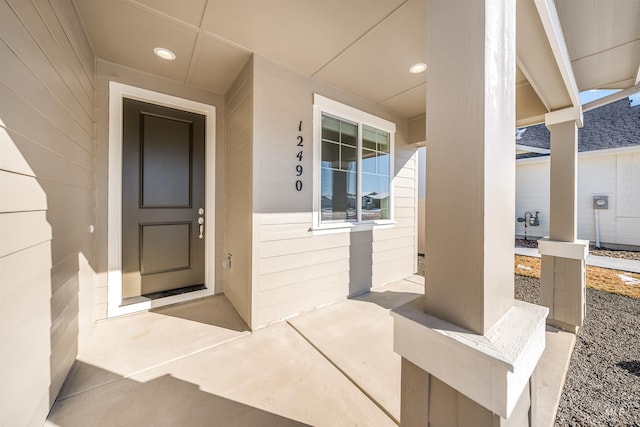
[392,1,548,425]
[538,108,588,333]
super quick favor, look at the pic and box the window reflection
[320,115,391,222]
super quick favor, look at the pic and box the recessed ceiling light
[154,47,176,61]
[409,63,427,74]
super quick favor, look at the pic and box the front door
[122,98,206,298]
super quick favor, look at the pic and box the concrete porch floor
[46,277,574,426]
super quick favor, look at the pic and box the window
[313,95,395,229]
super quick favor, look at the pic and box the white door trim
[107,81,216,317]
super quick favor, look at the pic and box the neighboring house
[516,98,640,248]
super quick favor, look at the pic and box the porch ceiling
[73,0,640,123]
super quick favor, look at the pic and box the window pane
[362,148,376,174]
[341,145,357,171]
[377,152,390,176]
[377,129,390,153]
[322,115,340,142]
[320,113,391,224]
[362,126,377,150]
[322,141,340,169]
[321,169,357,221]
[341,121,357,147]
[362,174,390,220]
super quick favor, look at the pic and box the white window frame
[312,94,396,234]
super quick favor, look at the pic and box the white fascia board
[534,0,581,110]
[516,144,550,154]
[516,145,640,165]
[392,298,548,419]
[578,145,640,158]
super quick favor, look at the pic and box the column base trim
[391,298,548,419]
[538,238,589,260]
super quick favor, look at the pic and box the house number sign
[295,121,303,191]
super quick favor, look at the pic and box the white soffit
[314,0,426,104]
[571,42,640,90]
[72,0,638,121]
[74,0,198,83]
[379,83,426,120]
[188,35,252,93]
[555,0,640,60]
[199,0,407,76]
[133,0,208,27]
[556,0,640,91]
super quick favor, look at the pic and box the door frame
[107,82,216,317]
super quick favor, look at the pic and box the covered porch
[2,0,639,425]
[46,277,576,426]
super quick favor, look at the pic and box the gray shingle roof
[516,98,640,159]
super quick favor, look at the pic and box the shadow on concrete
[353,290,422,311]
[48,362,310,426]
[151,294,249,332]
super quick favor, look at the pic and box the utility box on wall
[593,195,609,209]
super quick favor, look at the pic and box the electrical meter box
[593,195,608,209]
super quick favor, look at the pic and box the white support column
[392,1,547,425]
[538,107,588,333]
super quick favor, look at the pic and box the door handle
[198,217,204,239]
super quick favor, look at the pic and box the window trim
[312,94,396,233]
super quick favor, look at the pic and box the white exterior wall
[223,58,254,325]
[516,147,640,247]
[250,56,417,327]
[417,147,426,254]
[515,160,551,238]
[93,60,226,320]
[0,1,95,424]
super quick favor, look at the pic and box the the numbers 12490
[295,121,303,191]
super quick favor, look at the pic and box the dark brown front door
[122,98,205,298]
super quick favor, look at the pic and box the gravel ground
[417,260,640,425]
[516,276,640,426]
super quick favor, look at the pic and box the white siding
[223,59,254,326]
[0,0,95,425]
[251,56,417,327]
[515,161,551,238]
[605,152,640,246]
[577,155,617,244]
[515,148,640,247]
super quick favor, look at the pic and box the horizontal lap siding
[252,56,417,327]
[224,60,254,326]
[615,153,640,245]
[578,155,617,244]
[0,1,96,426]
[515,161,551,238]
[372,144,417,287]
[516,149,640,247]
